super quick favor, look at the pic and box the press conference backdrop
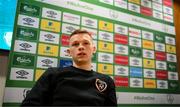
[3,0,180,106]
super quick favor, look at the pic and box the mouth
[77,52,86,56]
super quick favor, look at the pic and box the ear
[92,45,96,54]
[66,48,71,56]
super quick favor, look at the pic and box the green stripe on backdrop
[80,0,175,26]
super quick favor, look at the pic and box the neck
[73,61,91,71]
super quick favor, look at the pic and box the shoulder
[45,66,72,74]
[39,66,72,80]
[94,72,114,84]
[35,66,74,84]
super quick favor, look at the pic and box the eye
[71,43,79,46]
[84,42,90,45]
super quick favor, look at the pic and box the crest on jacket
[95,78,107,92]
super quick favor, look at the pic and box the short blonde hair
[70,29,92,38]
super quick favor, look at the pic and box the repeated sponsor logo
[114,34,128,45]
[143,49,154,59]
[129,37,141,48]
[98,52,113,63]
[115,65,129,76]
[141,0,151,8]
[152,2,163,12]
[155,34,165,43]
[63,12,80,25]
[61,34,70,46]
[12,53,35,68]
[166,45,176,54]
[130,57,142,67]
[10,67,34,81]
[98,41,113,53]
[40,19,60,32]
[62,23,79,34]
[18,14,39,28]
[130,67,142,77]
[81,27,98,40]
[129,0,140,5]
[167,62,177,72]
[115,44,128,55]
[14,40,36,53]
[99,31,113,42]
[165,36,175,45]
[20,3,40,16]
[169,81,179,90]
[152,0,162,4]
[3,87,31,103]
[156,61,167,70]
[142,30,154,41]
[155,42,165,52]
[167,53,177,62]
[142,40,154,50]
[117,92,180,104]
[144,69,155,78]
[38,43,59,57]
[81,16,97,29]
[156,70,168,80]
[163,0,172,7]
[164,13,173,23]
[59,59,72,68]
[141,6,152,16]
[93,40,97,49]
[35,69,45,81]
[42,7,61,21]
[114,0,128,9]
[129,27,141,38]
[109,8,119,20]
[129,47,142,57]
[100,0,113,5]
[39,31,59,44]
[155,51,166,61]
[144,79,156,88]
[168,72,178,80]
[157,80,168,89]
[163,5,173,15]
[99,20,113,32]
[98,63,113,75]
[114,76,129,87]
[16,27,38,41]
[143,59,155,69]
[130,78,143,88]
[115,24,128,35]
[153,10,163,20]
[36,56,58,69]
[128,3,140,13]
[60,46,71,58]
[115,55,129,65]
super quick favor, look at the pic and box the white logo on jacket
[95,78,107,92]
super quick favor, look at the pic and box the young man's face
[67,33,96,65]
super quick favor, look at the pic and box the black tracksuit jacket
[21,66,117,106]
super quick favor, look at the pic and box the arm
[104,76,117,106]
[21,68,55,106]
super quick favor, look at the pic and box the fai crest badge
[95,78,107,92]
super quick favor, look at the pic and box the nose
[78,44,85,51]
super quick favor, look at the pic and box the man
[21,29,117,106]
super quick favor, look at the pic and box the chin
[76,59,89,63]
